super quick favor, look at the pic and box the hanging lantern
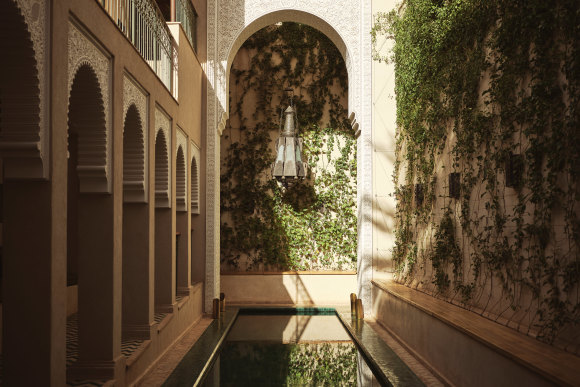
[272,101,306,182]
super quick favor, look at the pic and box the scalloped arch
[123,104,146,202]
[176,146,187,212]
[190,143,200,215]
[0,0,46,179]
[206,0,373,312]
[154,128,170,208]
[68,64,108,193]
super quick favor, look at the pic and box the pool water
[201,314,378,386]
[163,308,424,386]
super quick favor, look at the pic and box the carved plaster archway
[0,0,49,179]
[176,127,188,212]
[190,143,200,215]
[68,64,109,194]
[206,1,372,311]
[68,21,112,193]
[154,129,170,209]
[123,75,148,203]
[154,107,171,208]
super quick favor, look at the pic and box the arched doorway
[122,102,152,345]
[206,2,373,311]
[190,148,202,285]
[66,63,119,380]
[154,125,174,320]
[0,0,59,384]
[175,144,189,297]
[220,22,354,272]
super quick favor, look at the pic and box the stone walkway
[366,318,446,386]
[136,317,213,386]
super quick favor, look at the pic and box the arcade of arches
[0,0,578,386]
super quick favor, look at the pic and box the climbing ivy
[374,0,580,348]
[220,23,356,271]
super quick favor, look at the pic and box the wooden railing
[98,0,175,92]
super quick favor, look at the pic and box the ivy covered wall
[373,0,580,351]
[220,23,357,271]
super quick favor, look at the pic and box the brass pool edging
[335,311,391,387]
[193,309,240,387]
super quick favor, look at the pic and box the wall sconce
[449,172,460,199]
[505,153,523,188]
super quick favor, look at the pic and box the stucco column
[155,208,175,311]
[2,181,66,386]
[72,194,123,379]
[205,0,221,313]
[357,0,374,312]
[122,203,154,338]
[176,211,190,295]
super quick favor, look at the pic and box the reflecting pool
[201,314,378,386]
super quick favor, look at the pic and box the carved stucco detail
[205,0,220,312]
[123,75,149,203]
[357,1,373,310]
[154,107,172,208]
[206,0,373,311]
[68,21,112,193]
[175,127,188,212]
[190,142,201,215]
[1,0,49,179]
[216,0,361,118]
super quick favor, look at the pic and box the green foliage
[219,342,357,385]
[221,23,357,271]
[375,0,580,343]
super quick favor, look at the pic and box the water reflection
[202,315,378,386]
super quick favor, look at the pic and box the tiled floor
[154,311,168,324]
[66,313,146,386]
[66,313,79,367]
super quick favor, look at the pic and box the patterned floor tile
[121,337,145,358]
[67,313,79,367]
[154,311,168,324]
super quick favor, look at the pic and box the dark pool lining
[164,307,422,387]
[162,309,239,387]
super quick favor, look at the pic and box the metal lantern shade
[272,105,306,180]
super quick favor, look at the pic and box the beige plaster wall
[221,273,357,305]
[371,0,398,283]
[371,284,554,387]
[228,314,351,343]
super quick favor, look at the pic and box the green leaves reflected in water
[217,342,357,386]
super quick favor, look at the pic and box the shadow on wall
[220,272,359,305]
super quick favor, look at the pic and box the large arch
[190,143,200,215]
[0,0,48,179]
[122,102,152,343]
[154,129,170,208]
[206,1,373,311]
[154,124,174,314]
[175,134,190,295]
[68,21,112,193]
[123,74,148,203]
[123,105,145,201]
[67,61,120,380]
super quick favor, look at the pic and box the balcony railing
[99,0,175,92]
[175,0,197,53]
